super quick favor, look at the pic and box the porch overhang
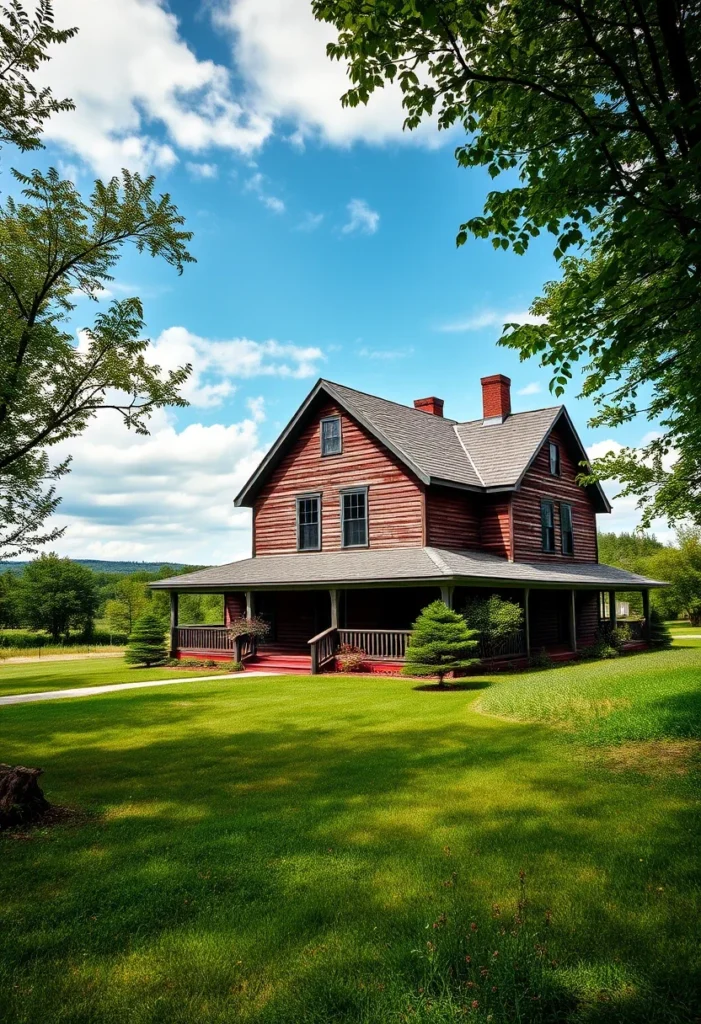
[149,546,666,594]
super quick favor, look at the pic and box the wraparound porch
[168,582,651,674]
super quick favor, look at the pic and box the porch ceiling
[150,546,666,593]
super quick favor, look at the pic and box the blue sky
[8,0,664,565]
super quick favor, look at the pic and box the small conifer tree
[402,600,479,687]
[648,607,673,649]
[125,610,168,667]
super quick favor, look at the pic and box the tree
[0,1,77,151]
[461,595,524,655]
[0,567,19,626]
[402,599,478,687]
[0,168,194,557]
[313,0,701,527]
[124,610,168,667]
[645,528,701,625]
[15,552,97,640]
[104,576,149,635]
[597,531,664,571]
[648,607,673,649]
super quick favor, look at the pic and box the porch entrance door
[255,593,277,643]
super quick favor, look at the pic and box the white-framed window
[549,442,561,476]
[541,499,555,553]
[560,502,574,555]
[296,494,321,551]
[320,416,342,456]
[341,487,368,548]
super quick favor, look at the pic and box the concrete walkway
[0,672,277,706]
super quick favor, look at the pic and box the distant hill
[0,559,193,575]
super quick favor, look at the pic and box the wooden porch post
[329,589,340,629]
[440,585,454,609]
[524,588,531,658]
[569,590,577,653]
[641,588,651,640]
[608,590,617,627]
[169,592,179,658]
[245,590,254,619]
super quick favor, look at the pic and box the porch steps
[244,650,312,674]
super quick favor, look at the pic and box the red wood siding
[576,592,599,645]
[426,488,480,549]
[512,427,598,563]
[480,498,513,560]
[224,593,246,625]
[253,402,425,555]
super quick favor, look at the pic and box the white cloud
[47,407,265,564]
[146,326,324,407]
[38,0,272,176]
[186,161,218,179]
[296,211,324,232]
[246,396,266,423]
[244,171,285,213]
[516,382,541,396]
[358,346,412,361]
[342,198,380,236]
[438,310,548,333]
[213,0,442,148]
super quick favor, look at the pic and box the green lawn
[1,653,699,1024]
[0,658,238,697]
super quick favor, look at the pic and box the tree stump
[0,763,50,828]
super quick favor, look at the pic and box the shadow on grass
[412,680,492,692]
[0,678,699,1023]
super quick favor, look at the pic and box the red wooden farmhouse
[152,375,664,673]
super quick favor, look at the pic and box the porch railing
[175,625,257,662]
[620,618,645,641]
[176,625,234,652]
[339,628,411,661]
[308,626,337,674]
[479,630,526,660]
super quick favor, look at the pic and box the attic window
[321,416,342,456]
[549,442,561,476]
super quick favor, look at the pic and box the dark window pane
[549,443,560,476]
[561,503,574,554]
[321,417,342,456]
[541,500,555,552]
[298,497,320,550]
[342,490,367,547]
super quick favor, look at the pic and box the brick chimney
[414,396,444,417]
[481,374,511,424]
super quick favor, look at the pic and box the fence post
[310,640,319,675]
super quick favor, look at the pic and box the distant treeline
[598,528,701,624]
[0,555,222,642]
[0,559,191,576]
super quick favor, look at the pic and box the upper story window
[560,502,574,555]
[549,442,561,476]
[297,494,321,551]
[321,416,342,456]
[341,487,368,548]
[541,499,555,553]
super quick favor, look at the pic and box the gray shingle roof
[151,547,665,591]
[321,380,483,488]
[235,379,608,508]
[455,407,561,487]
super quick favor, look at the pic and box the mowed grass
[476,647,701,745]
[1,654,700,1024]
[0,657,237,697]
